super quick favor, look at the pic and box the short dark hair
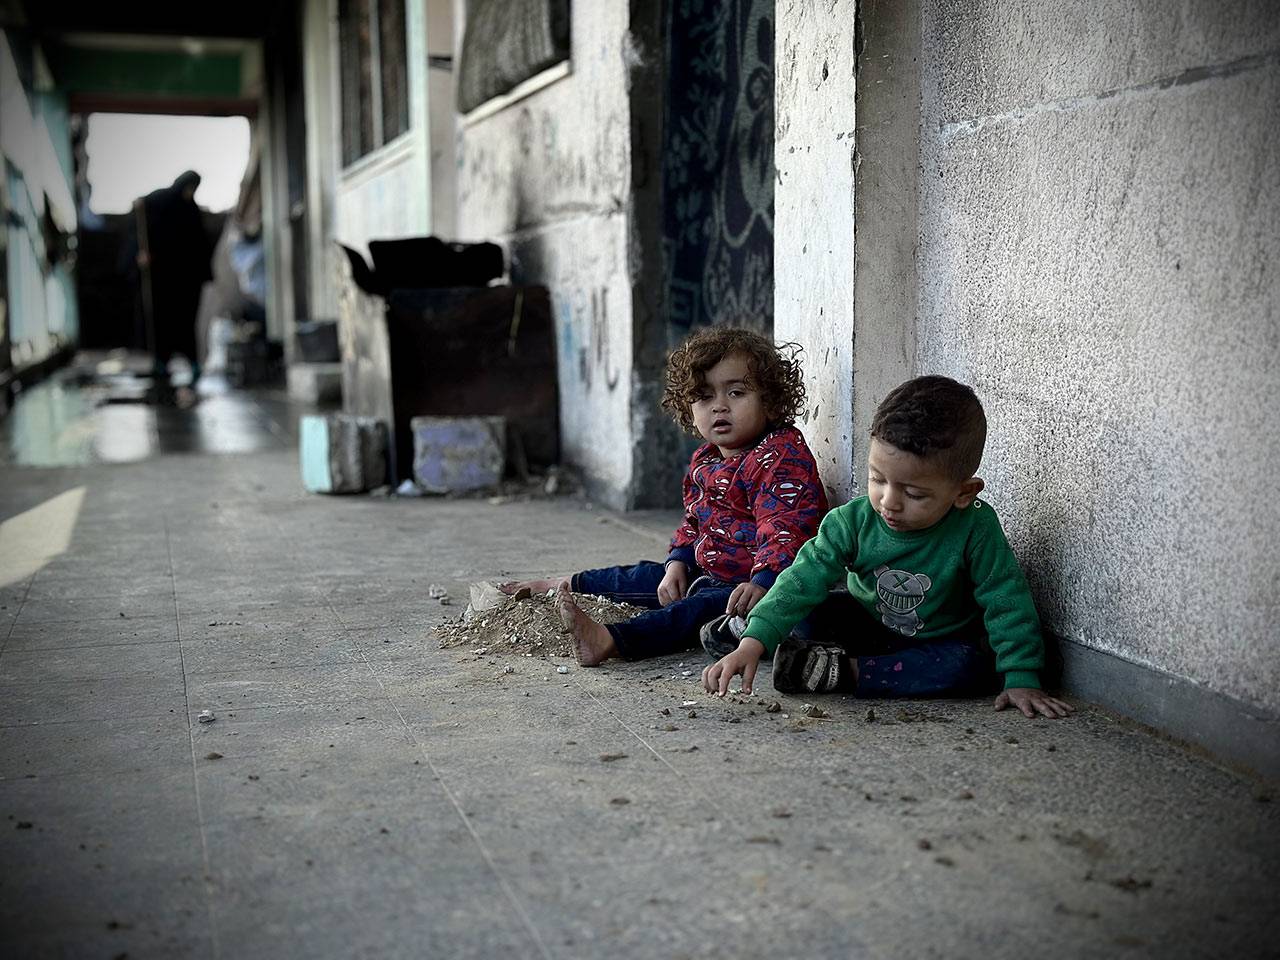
[870,375,987,479]
[661,327,806,434]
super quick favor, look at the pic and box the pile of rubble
[434,582,645,659]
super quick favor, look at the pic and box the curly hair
[661,327,807,434]
[870,375,987,480]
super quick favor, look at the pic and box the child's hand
[657,561,688,606]
[725,582,767,617]
[702,637,767,696]
[994,687,1075,719]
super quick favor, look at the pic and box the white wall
[773,1,857,502]
[454,1,636,503]
[915,0,1280,715]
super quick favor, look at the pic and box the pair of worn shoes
[698,614,852,694]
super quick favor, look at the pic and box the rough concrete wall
[917,0,1280,714]
[773,0,857,502]
[850,0,919,499]
[455,1,635,506]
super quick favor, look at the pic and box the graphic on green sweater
[874,565,933,637]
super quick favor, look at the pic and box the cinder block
[300,414,388,494]
[411,416,506,494]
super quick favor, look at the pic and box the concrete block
[411,416,505,494]
[300,414,388,494]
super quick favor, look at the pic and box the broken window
[456,0,570,113]
[339,0,410,166]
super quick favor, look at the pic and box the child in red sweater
[502,327,828,666]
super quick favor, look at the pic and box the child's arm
[734,434,828,617]
[703,508,854,695]
[968,509,1074,719]
[663,455,704,603]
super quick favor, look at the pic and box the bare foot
[499,577,568,596]
[557,583,617,666]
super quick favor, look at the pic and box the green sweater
[744,497,1044,690]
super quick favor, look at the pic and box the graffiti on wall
[662,0,775,333]
[557,286,622,394]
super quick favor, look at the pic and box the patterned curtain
[662,0,775,334]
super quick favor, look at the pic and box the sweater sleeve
[667,457,700,567]
[967,510,1044,690]
[745,434,828,588]
[743,506,855,653]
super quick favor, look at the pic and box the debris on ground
[428,584,452,605]
[436,587,645,659]
[556,665,570,674]
[197,710,215,724]
[800,703,827,719]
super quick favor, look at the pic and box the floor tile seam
[317,591,558,960]
[165,515,222,960]
[0,575,35,659]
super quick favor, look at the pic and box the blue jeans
[571,561,735,661]
[797,591,997,697]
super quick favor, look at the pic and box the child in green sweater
[701,375,1074,719]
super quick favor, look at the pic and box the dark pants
[572,561,734,661]
[795,591,997,698]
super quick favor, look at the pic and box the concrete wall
[455,1,637,505]
[914,0,1280,718]
[0,30,78,374]
[773,0,857,503]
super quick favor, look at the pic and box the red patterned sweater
[666,426,829,587]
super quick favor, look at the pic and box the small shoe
[772,638,849,694]
[699,613,747,659]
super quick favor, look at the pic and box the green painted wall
[48,47,244,99]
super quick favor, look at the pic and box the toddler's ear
[955,476,985,508]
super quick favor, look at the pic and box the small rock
[599,753,628,763]
[686,710,698,719]
[659,708,671,716]
[766,701,782,714]
[935,856,955,867]
[681,670,693,678]
[917,838,933,850]
[501,665,515,675]
[557,665,570,674]
[197,710,215,724]
[957,790,975,800]
[513,586,533,601]
[15,821,33,830]
[864,708,876,722]
[609,797,631,806]
[801,703,826,719]
[205,752,224,761]
[771,807,792,819]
